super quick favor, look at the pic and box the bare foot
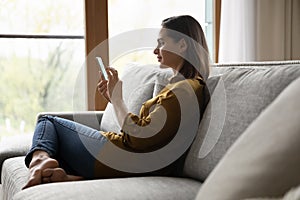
[22,155,59,190]
[42,168,83,183]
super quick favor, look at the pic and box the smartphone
[96,56,108,80]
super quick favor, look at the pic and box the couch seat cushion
[3,156,201,200]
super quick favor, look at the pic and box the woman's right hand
[97,72,111,102]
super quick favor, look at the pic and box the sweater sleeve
[120,87,183,152]
[102,79,205,153]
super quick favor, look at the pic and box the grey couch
[1,61,300,200]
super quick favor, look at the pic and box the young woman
[23,15,210,189]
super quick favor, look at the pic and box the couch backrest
[183,60,300,181]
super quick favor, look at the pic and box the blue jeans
[25,115,108,179]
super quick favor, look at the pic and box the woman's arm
[97,67,128,127]
[120,79,204,152]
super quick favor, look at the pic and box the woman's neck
[172,59,184,76]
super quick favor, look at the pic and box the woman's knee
[38,115,54,122]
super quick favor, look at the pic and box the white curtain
[218,0,300,63]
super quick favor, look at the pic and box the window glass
[108,0,212,71]
[0,0,85,140]
[0,0,84,35]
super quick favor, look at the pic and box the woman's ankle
[32,150,49,158]
[29,150,51,168]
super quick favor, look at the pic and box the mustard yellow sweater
[95,77,206,178]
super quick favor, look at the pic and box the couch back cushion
[183,61,300,181]
[196,76,300,199]
[100,63,173,133]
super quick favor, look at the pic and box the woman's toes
[23,157,59,189]
[22,168,43,189]
[42,168,54,178]
[42,176,51,184]
[42,168,68,183]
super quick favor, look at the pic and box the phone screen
[96,57,108,80]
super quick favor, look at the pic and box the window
[0,0,85,139]
[0,0,215,139]
[108,0,213,72]
[86,0,215,111]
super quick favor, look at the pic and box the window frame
[0,34,83,39]
[85,0,109,111]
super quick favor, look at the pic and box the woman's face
[154,28,185,71]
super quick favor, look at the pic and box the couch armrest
[0,134,32,184]
[37,111,104,131]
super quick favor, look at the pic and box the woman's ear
[179,38,187,53]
